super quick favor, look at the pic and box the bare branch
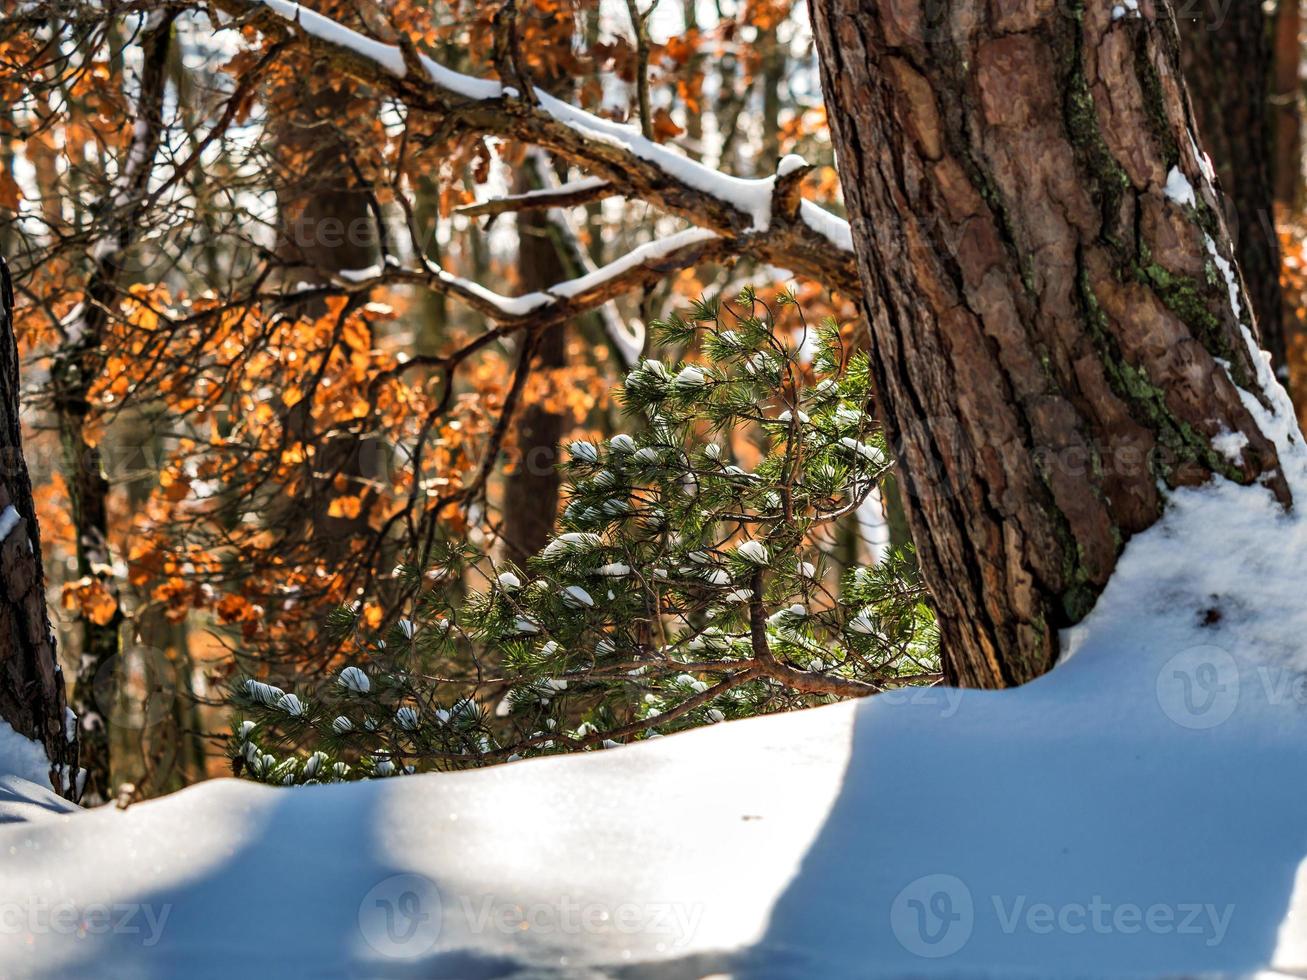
[456,177,615,219]
[623,0,658,140]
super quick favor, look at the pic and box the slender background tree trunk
[809,0,1295,686]
[271,73,380,566]
[500,8,576,561]
[501,188,568,562]
[59,12,174,804]
[1178,0,1287,370]
[1274,0,1304,211]
[0,259,79,799]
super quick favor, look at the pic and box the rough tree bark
[809,0,1296,686]
[1177,0,1286,370]
[0,259,79,800]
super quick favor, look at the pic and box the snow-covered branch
[330,227,727,331]
[525,149,646,368]
[214,0,861,298]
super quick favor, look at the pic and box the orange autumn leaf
[86,589,119,626]
[327,495,363,519]
[159,469,191,502]
[217,593,253,623]
[652,107,683,142]
[61,578,118,626]
[0,171,20,211]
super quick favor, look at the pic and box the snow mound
[4,427,1307,978]
[0,720,51,788]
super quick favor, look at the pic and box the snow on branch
[215,0,861,298]
[329,228,725,330]
[524,150,646,368]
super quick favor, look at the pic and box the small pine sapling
[230,289,939,783]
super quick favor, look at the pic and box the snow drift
[5,420,1307,978]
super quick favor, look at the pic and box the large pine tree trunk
[1177,0,1286,370]
[0,259,79,799]
[809,0,1295,686]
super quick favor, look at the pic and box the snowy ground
[5,415,1307,976]
[0,721,57,792]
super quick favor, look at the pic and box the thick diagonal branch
[212,0,860,297]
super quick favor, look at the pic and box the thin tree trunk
[809,0,1294,686]
[501,19,576,562]
[1273,0,1303,210]
[501,182,568,561]
[1177,0,1286,369]
[271,74,379,564]
[0,258,79,799]
[56,12,174,804]
[59,413,118,801]
[681,0,705,160]
[412,174,449,359]
[124,410,200,796]
[759,26,785,172]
